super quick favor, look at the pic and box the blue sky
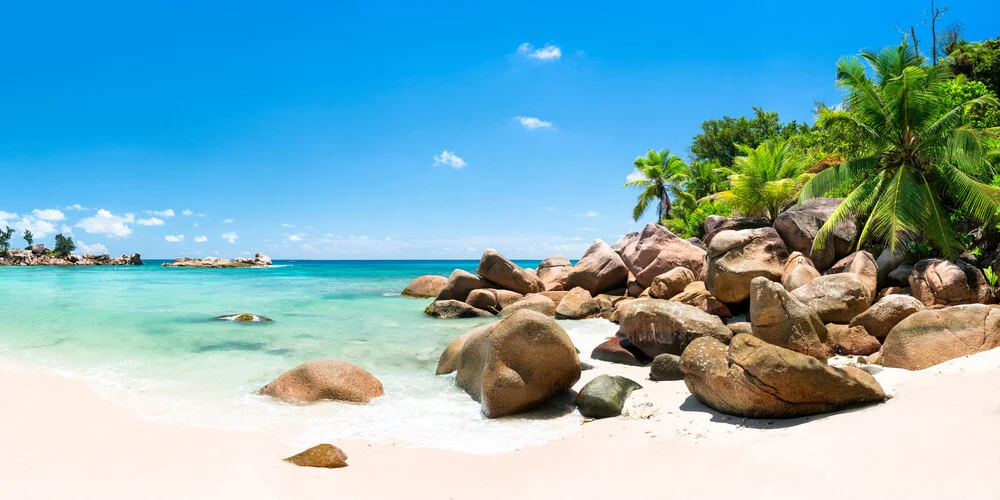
[1,1,998,259]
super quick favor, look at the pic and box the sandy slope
[2,349,999,500]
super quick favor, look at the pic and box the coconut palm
[713,138,813,222]
[800,42,1000,258]
[623,149,689,221]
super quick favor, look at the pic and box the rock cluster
[163,253,272,268]
[0,248,142,266]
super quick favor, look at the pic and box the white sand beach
[3,346,998,500]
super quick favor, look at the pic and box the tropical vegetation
[624,16,1000,263]
[23,229,33,250]
[53,233,76,258]
[0,226,13,256]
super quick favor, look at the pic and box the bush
[53,233,76,257]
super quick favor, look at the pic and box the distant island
[162,253,272,268]
[0,245,143,267]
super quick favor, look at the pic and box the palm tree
[713,138,813,222]
[623,149,689,222]
[800,42,1000,258]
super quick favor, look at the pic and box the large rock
[610,232,640,255]
[826,251,879,300]
[749,277,832,360]
[436,324,493,375]
[680,334,886,418]
[649,353,684,381]
[30,244,45,256]
[668,281,732,318]
[908,259,996,306]
[648,267,695,300]
[476,249,544,294]
[617,298,732,358]
[706,227,789,304]
[781,252,821,291]
[826,324,881,356]
[424,300,494,318]
[555,287,602,319]
[575,375,642,419]
[621,223,708,287]
[283,444,348,469]
[465,289,523,313]
[702,217,770,247]
[848,294,924,341]
[881,305,1000,370]
[444,310,581,417]
[876,247,912,287]
[258,360,384,404]
[436,269,494,302]
[537,254,573,291]
[590,336,650,366]
[773,198,857,271]
[790,274,873,324]
[402,275,448,298]
[563,240,629,294]
[499,294,556,317]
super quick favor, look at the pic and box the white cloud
[287,234,303,242]
[165,235,185,242]
[626,169,647,182]
[148,209,175,217]
[432,150,466,169]
[60,225,73,235]
[76,209,134,238]
[12,218,57,239]
[76,240,107,254]
[0,211,17,221]
[517,43,562,61]
[544,206,557,211]
[33,209,65,221]
[516,116,553,130]
[181,209,194,216]
[194,235,207,243]
[137,217,165,226]
[221,231,239,243]
[221,218,234,224]
[65,204,88,211]
[280,223,296,228]
[579,210,600,217]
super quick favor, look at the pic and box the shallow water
[0,260,616,453]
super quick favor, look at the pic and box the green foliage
[624,149,690,222]
[714,138,813,222]
[788,106,872,161]
[690,107,810,167]
[985,266,999,287]
[53,233,76,257]
[951,37,1000,99]
[799,42,1000,259]
[945,76,1000,131]
[0,225,13,256]
[662,200,732,239]
[22,229,33,250]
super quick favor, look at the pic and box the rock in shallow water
[215,313,273,322]
[259,360,384,404]
[284,444,348,468]
[439,310,580,418]
[402,275,448,298]
[424,300,494,318]
[575,374,643,419]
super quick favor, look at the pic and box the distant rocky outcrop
[0,247,142,266]
[163,253,272,268]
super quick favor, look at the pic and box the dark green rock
[649,353,684,381]
[575,374,642,419]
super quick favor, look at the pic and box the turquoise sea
[0,261,616,453]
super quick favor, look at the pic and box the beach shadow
[490,390,579,421]
[677,394,883,430]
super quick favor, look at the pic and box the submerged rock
[284,444,348,469]
[258,360,384,404]
[575,375,643,419]
[215,313,273,323]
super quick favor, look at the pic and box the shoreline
[3,349,1000,499]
